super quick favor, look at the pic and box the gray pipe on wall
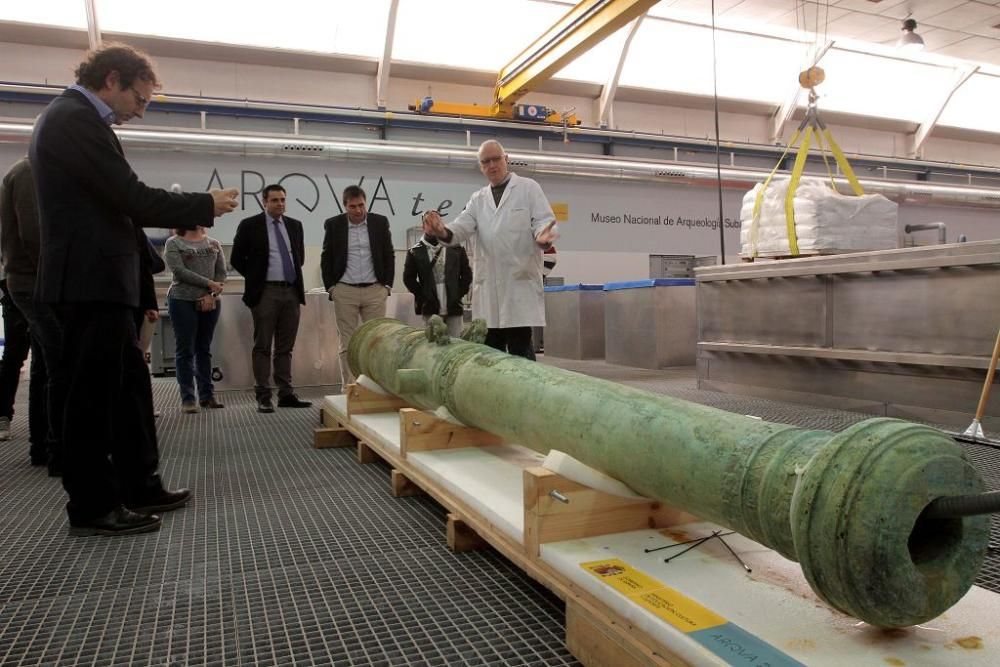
[3,121,1000,208]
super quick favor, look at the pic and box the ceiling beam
[597,14,644,129]
[375,0,400,110]
[909,64,978,159]
[770,40,834,144]
[83,0,101,49]
[494,0,657,116]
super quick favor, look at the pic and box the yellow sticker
[551,202,569,222]
[582,559,726,633]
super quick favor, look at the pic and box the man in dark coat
[403,215,471,337]
[29,42,238,536]
[231,184,312,413]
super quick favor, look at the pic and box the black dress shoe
[277,395,312,408]
[257,399,275,413]
[69,506,161,537]
[126,488,192,514]
[200,397,225,409]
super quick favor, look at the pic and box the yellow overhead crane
[409,0,659,125]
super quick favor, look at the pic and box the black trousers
[250,285,301,401]
[57,303,162,522]
[484,326,535,361]
[0,291,30,421]
[10,290,66,467]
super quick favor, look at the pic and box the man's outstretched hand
[211,188,239,216]
[422,210,449,238]
[535,219,558,246]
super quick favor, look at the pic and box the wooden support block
[391,469,422,497]
[313,425,357,449]
[399,408,503,456]
[447,513,488,552]
[346,383,409,415]
[357,441,379,464]
[320,409,337,427]
[523,467,698,557]
[565,600,671,667]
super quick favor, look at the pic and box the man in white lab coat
[424,140,558,360]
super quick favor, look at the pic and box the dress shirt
[69,84,116,125]
[342,217,378,285]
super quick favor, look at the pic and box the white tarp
[740,177,899,257]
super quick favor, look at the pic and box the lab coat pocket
[504,207,532,253]
[508,207,530,230]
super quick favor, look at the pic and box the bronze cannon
[348,318,989,628]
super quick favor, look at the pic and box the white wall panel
[3,43,1000,170]
[232,64,373,108]
[153,57,240,99]
[0,43,79,86]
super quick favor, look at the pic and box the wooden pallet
[316,387,696,666]
[740,251,836,262]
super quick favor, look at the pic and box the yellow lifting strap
[750,77,865,257]
[749,129,800,258]
[822,129,864,196]
[784,126,814,257]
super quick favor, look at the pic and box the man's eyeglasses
[479,155,504,166]
[130,87,149,109]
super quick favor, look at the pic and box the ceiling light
[897,18,924,51]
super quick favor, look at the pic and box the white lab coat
[445,172,555,328]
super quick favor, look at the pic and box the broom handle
[974,328,1000,421]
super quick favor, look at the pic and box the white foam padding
[542,450,647,499]
[408,447,528,541]
[432,405,467,426]
[323,394,348,418]
[541,525,1000,666]
[356,374,389,395]
[351,412,402,453]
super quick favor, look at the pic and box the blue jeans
[168,297,220,403]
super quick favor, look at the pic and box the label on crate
[581,559,804,667]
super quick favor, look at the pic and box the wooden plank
[320,407,339,428]
[523,467,697,558]
[346,383,409,415]
[566,599,674,667]
[446,513,488,552]
[357,441,379,464]
[399,408,503,455]
[391,469,422,497]
[313,425,357,449]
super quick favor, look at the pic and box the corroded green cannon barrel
[348,319,989,628]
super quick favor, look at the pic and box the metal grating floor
[2,357,999,665]
[0,381,577,667]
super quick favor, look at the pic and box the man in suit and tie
[320,186,395,388]
[29,42,239,536]
[231,184,312,413]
